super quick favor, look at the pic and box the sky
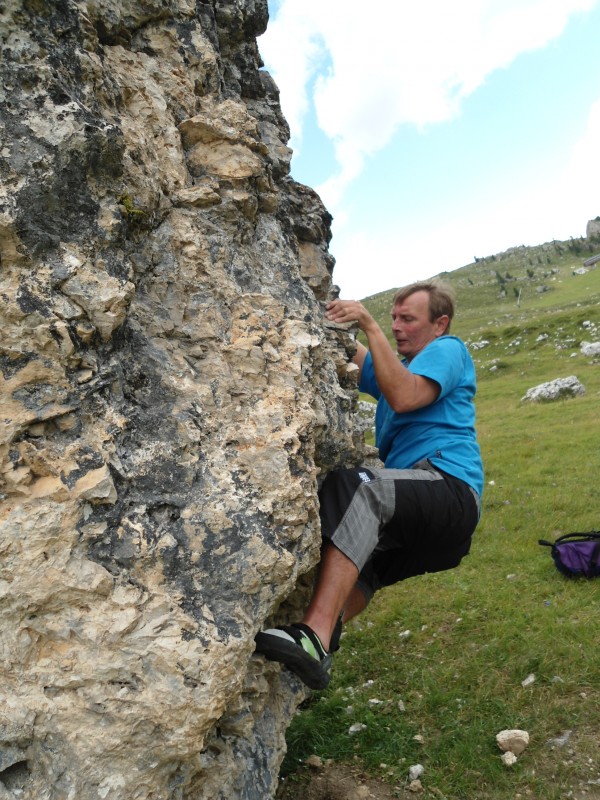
[258,0,600,300]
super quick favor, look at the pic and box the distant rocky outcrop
[0,2,366,798]
[586,217,600,239]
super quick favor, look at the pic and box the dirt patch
[276,760,414,800]
[276,755,600,800]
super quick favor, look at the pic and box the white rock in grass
[501,751,518,767]
[348,723,367,735]
[581,341,600,356]
[409,764,424,781]
[496,729,530,755]
[521,673,536,687]
[521,376,585,403]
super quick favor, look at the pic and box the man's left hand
[325,299,373,330]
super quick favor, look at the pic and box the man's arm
[326,300,439,413]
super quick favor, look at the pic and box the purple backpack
[539,531,600,578]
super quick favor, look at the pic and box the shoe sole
[255,631,331,690]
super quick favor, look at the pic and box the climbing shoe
[254,623,332,690]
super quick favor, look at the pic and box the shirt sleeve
[408,337,467,398]
[358,351,382,400]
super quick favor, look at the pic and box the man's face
[391,290,448,361]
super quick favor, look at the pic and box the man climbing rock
[255,280,484,689]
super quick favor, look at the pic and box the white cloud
[258,3,326,154]
[261,0,597,210]
[562,97,600,204]
[260,0,600,300]
[331,94,600,301]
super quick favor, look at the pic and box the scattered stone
[521,376,585,403]
[356,400,376,434]
[521,673,536,688]
[408,779,424,793]
[496,729,530,755]
[348,723,368,735]
[581,341,600,356]
[306,755,324,770]
[547,730,573,748]
[501,751,518,767]
[408,764,424,781]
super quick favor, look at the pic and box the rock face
[0,2,366,798]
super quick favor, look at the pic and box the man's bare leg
[341,585,369,623]
[301,542,359,650]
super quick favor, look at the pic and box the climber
[255,280,483,690]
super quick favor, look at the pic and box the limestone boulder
[521,376,585,403]
[0,1,366,798]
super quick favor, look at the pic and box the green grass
[279,236,600,799]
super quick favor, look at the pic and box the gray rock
[0,1,367,798]
[581,341,600,356]
[586,218,600,239]
[496,729,530,755]
[521,376,585,402]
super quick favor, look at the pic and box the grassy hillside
[278,236,600,800]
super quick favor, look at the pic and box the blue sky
[259,0,600,300]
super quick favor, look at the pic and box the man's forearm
[363,324,438,413]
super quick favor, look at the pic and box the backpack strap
[540,531,600,547]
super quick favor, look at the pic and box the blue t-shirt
[359,336,484,497]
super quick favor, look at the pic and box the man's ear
[435,315,450,336]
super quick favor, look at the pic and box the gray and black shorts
[318,461,480,602]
